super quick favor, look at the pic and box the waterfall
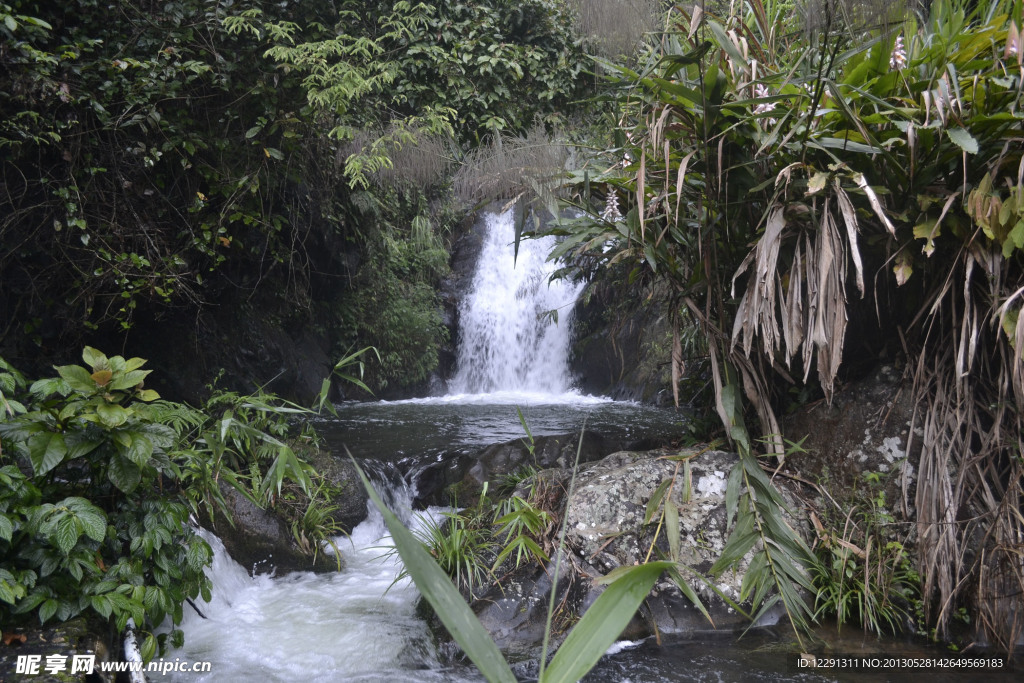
[448,209,585,395]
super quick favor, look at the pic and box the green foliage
[0,348,211,658]
[346,197,452,393]
[712,451,817,645]
[353,457,675,683]
[551,0,1024,647]
[492,495,553,570]
[0,347,343,654]
[812,474,920,636]
[236,0,586,180]
[414,510,496,595]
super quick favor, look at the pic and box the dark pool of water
[315,392,690,465]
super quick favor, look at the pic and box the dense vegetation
[3,0,1023,670]
[0,0,586,395]
[550,0,1023,651]
[0,347,337,658]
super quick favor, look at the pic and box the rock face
[563,449,769,634]
[203,484,340,576]
[459,448,813,661]
[569,282,676,405]
[783,363,917,521]
[414,431,613,506]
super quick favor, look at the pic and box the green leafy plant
[492,495,553,571]
[0,347,348,655]
[812,474,920,636]
[353,455,676,683]
[0,348,212,659]
[413,510,496,596]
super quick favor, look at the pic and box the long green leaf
[544,561,673,683]
[351,458,517,683]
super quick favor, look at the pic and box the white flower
[890,35,907,70]
[601,191,622,222]
[753,83,777,128]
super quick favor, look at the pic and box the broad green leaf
[126,435,154,466]
[945,127,979,154]
[90,595,113,619]
[141,633,157,663]
[28,432,67,476]
[76,507,107,543]
[55,516,79,555]
[108,456,142,493]
[0,580,21,605]
[109,369,151,391]
[96,403,130,428]
[351,458,517,683]
[56,365,97,393]
[544,562,672,683]
[0,515,14,542]
[123,357,147,372]
[81,347,107,369]
[39,598,59,623]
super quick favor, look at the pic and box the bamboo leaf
[665,501,680,561]
[351,457,517,683]
[544,562,672,683]
[643,479,672,525]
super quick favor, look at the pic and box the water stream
[165,209,995,681]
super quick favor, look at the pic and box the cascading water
[165,208,626,681]
[168,470,479,683]
[448,208,585,395]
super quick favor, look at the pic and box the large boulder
[415,431,612,505]
[457,448,812,661]
[564,449,766,634]
[302,448,370,533]
[203,484,341,576]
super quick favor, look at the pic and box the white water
[168,208,594,681]
[168,485,477,682]
[449,209,585,395]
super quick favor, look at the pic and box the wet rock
[569,282,676,405]
[417,431,612,505]
[201,484,340,577]
[470,553,588,663]
[455,448,813,660]
[564,449,760,634]
[302,448,369,533]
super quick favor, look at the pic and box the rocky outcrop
[202,484,341,577]
[414,431,613,506]
[569,280,676,405]
[458,447,813,661]
[783,363,917,523]
[302,449,370,533]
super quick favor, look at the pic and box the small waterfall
[449,209,585,395]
